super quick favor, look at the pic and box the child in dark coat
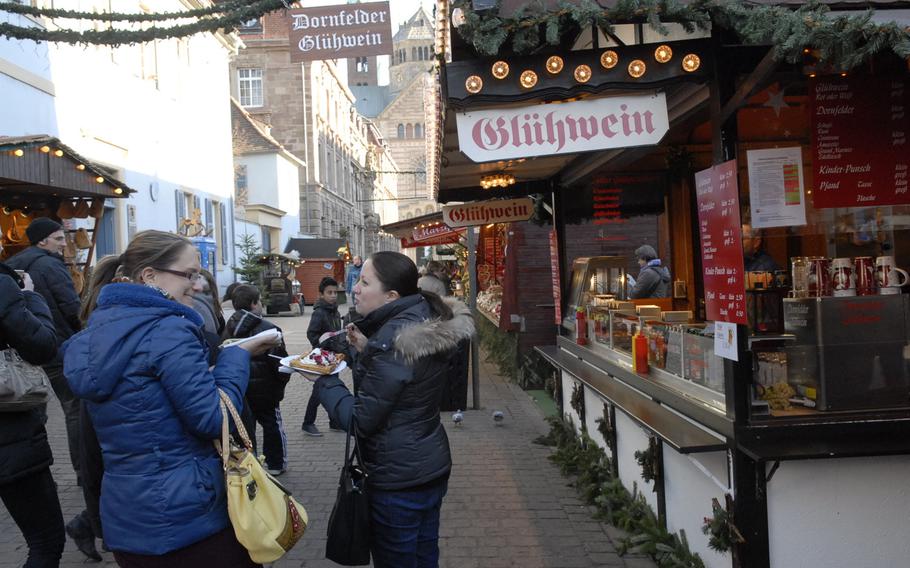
[302,277,346,436]
[222,285,290,474]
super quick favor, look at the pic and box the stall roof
[0,135,135,199]
[381,211,444,237]
[284,238,346,260]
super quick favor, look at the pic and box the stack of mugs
[792,255,909,297]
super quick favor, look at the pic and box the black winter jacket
[307,299,345,352]
[319,294,475,490]
[6,246,81,351]
[223,310,289,404]
[0,262,58,484]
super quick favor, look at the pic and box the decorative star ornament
[764,88,789,118]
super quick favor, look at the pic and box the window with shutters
[175,189,187,230]
[204,198,214,235]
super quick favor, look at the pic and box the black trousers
[43,363,82,479]
[79,400,104,538]
[0,467,65,567]
[113,526,258,568]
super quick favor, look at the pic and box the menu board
[811,75,910,208]
[695,160,747,325]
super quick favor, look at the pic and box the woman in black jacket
[0,258,66,566]
[318,251,474,568]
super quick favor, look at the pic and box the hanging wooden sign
[289,2,393,63]
[442,197,534,228]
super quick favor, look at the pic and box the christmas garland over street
[453,0,910,70]
[0,0,287,45]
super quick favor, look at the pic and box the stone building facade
[228,11,397,256]
[351,6,439,223]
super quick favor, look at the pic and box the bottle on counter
[575,306,588,346]
[632,325,649,374]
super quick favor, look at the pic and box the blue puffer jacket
[62,283,250,555]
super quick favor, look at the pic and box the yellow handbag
[216,390,308,564]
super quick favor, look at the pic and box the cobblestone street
[0,309,656,568]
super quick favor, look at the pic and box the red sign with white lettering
[811,75,910,208]
[549,230,562,325]
[695,160,747,324]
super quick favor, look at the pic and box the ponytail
[80,254,121,323]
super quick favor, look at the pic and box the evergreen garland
[570,380,586,426]
[595,402,614,451]
[634,435,661,488]
[452,0,910,70]
[544,416,705,567]
[701,496,745,553]
[0,0,287,46]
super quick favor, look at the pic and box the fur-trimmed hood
[394,297,474,364]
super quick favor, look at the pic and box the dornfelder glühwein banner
[442,198,534,228]
[289,2,393,63]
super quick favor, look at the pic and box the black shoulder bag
[325,418,371,565]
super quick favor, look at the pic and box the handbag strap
[343,417,366,474]
[215,390,253,469]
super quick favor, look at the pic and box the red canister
[854,257,875,296]
[807,257,831,297]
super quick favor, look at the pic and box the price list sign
[695,160,747,324]
[811,75,909,208]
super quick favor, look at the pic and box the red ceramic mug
[854,257,875,296]
[807,257,831,297]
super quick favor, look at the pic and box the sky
[298,0,434,86]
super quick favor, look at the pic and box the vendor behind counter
[628,245,671,299]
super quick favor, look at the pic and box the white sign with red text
[442,198,534,228]
[455,93,669,162]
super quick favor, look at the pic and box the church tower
[345,0,378,86]
[388,7,434,96]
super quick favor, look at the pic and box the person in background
[63,231,278,566]
[301,277,346,437]
[629,244,671,299]
[346,255,363,312]
[742,223,781,272]
[318,252,475,567]
[5,217,95,560]
[193,269,225,338]
[223,285,291,476]
[0,247,66,567]
[223,281,241,306]
[418,260,448,297]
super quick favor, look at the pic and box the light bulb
[519,70,538,88]
[682,54,701,72]
[654,45,672,63]
[600,50,618,69]
[628,60,646,78]
[465,75,483,94]
[546,56,563,74]
[574,64,592,83]
[491,61,509,79]
[40,145,50,153]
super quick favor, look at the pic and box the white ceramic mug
[831,258,856,296]
[875,256,910,290]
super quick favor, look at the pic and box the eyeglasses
[153,267,204,283]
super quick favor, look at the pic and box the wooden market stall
[431,1,910,566]
[0,135,135,290]
[284,238,347,305]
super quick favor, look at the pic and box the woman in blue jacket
[318,251,474,568]
[63,231,278,567]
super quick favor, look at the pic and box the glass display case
[564,257,727,411]
[564,256,629,328]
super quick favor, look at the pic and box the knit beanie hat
[26,217,63,245]
[635,244,658,261]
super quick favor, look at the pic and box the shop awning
[0,135,135,200]
[381,211,466,248]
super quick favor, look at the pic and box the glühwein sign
[289,2,393,63]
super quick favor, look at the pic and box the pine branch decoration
[451,0,910,71]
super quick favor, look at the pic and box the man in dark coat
[0,259,66,565]
[742,223,781,272]
[629,244,671,299]
[5,217,97,559]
